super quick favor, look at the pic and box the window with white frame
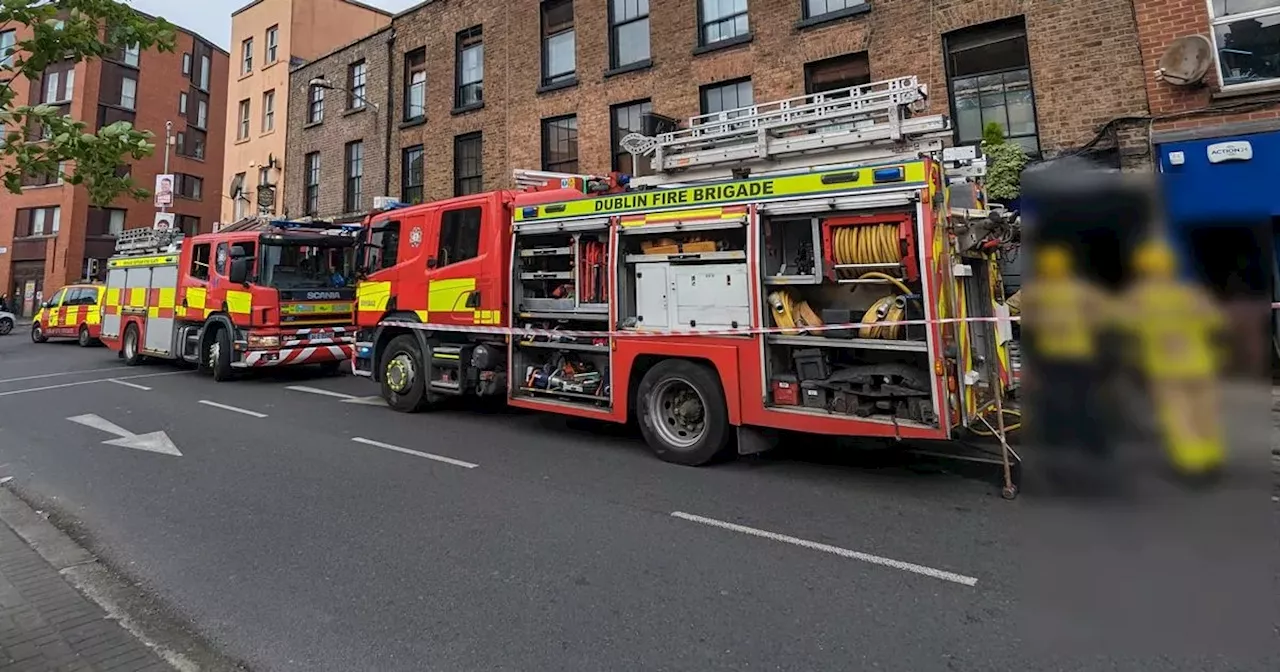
[1209,0,1280,87]
[238,98,250,139]
[123,42,140,67]
[262,89,275,132]
[0,30,15,68]
[242,37,253,74]
[266,25,279,63]
[120,76,137,109]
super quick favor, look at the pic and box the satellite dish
[1157,35,1213,86]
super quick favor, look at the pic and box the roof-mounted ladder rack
[114,226,183,255]
[621,75,951,186]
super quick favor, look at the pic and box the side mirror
[229,258,251,284]
[40,301,49,309]
[426,257,438,269]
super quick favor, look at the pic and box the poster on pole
[154,174,174,208]
[153,211,175,231]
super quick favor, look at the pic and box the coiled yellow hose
[855,272,916,340]
[833,224,900,278]
[768,290,823,335]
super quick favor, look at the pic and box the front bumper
[232,326,357,368]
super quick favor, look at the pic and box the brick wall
[1133,0,1280,137]
[0,22,228,306]
[284,28,393,219]
[375,0,1150,201]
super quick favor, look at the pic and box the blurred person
[1019,244,1114,483]
[1121,238,1225,478]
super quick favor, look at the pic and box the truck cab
[351,192,513,382]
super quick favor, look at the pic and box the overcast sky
[128,0,424,51]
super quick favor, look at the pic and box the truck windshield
[258,243,355,289]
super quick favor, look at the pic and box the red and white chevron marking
[241,344,354,367]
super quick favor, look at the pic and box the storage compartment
[513,228,611,318]
[757,209,939,427]
[763,217,822,285]
[511,342,611,409]
[619,218,751,333]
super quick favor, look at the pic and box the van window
[66,288,91,306]
[216,243,229,275]
[46,288,66,308]
[190,243,211,280]
[437,207,481,267]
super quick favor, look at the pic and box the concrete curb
[0,485,241,671]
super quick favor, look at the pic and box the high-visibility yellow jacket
[1121,279,1222,379]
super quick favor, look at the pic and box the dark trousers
[1029,359,1108,457]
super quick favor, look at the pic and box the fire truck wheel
[122,324,142,366]
[636,360,730,466]
[31,323,47,343]
[77,325,92,347]
[207,328,234,381]
[381,335,429,412]
[0,317,12,336]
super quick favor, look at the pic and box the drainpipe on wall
[383,28,396,200]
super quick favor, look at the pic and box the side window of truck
[190,243,211,281]
[436,207,481,267]
[371,221,399,270]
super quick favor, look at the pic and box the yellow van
[32,283,105,346]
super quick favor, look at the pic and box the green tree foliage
[980,122,1027,201]
[0,0,175,205]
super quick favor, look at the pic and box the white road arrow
[66,414,182,456]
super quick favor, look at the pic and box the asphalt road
[0,333,1273,671]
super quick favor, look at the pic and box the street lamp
[309,76,379,110]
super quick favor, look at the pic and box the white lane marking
[286,385,385,406]
[108,379,152,391]
[0,367,123,384]
[198,400,267,418]
[0,371,191,398]
[66,414,134,437]
[66,414,181,456]
[352,437,478,469]
[670,511,979,587]
[285,385,354,399]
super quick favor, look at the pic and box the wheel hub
[386,354,415,393]
[650,379,708,449]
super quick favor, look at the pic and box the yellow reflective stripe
[108,254,178,268]
[158,288,176,309]
[226,290,252,315]
[105,288,121,306]
[280,302,352,315]
[427,278,476,314]
[514,162,930,221]
[186,287,206,309]
[128,288,146,308]
[148,307,160,319]
[357,281,392,312]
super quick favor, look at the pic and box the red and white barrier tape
[379,315,1021,340]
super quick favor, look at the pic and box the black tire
[635,360,731,466]
[207,327,233,382]
[379,335,430,412]
[122,324,142,366]
[31,323,47,343]
[0,318,12,336]
[77,325,92,347]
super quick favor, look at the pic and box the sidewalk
[0,499,172,671]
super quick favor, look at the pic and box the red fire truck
[100,218,359,379]
[351,76,1017,469]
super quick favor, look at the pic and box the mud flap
[737,425,779,456]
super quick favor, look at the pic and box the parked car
[0,310,14,336]
[30,283,105,346]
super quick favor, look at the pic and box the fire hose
[833,224,900,277]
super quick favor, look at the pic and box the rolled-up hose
[768,290,823,335]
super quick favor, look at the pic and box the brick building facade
[283,28,394,220]
[0,14,228,316]
[358,0,1152,206]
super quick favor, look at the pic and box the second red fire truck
[100,218,359,378]
[351,76,1017,468]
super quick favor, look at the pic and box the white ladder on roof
[621,75,952,187]
[113,226,182,255]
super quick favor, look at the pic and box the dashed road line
[287,385,385,406]
[352,437,478,469]
[670,511,979,587]
[0,367,124,384]
[198,400,267,418]
[0,371,191,398]
[286,385,354,399]
[107,379,152,391]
